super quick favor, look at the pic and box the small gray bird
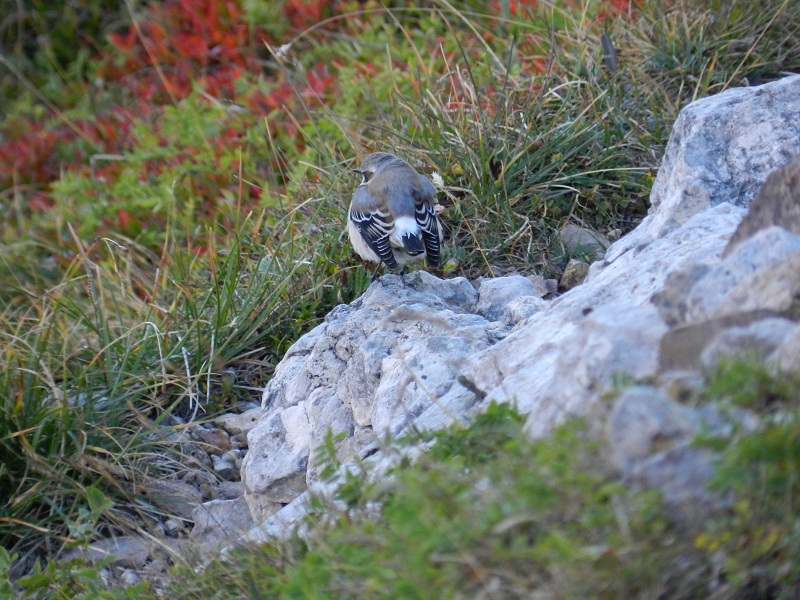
[348,152,443,277]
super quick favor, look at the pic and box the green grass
[1,0,799,594]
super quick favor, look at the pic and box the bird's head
[352,152,404,185]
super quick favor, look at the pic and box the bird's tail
[401,233,425,256]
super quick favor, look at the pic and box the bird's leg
[370,263,386,286]
[399,266,408,288]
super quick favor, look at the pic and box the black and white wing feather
[349,202,398,269]
[413,178,442,268]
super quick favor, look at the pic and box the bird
[347,152,443,280]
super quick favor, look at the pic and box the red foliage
[285,0,332,32]
[304,64,337,100]
[245,62,336,146]
[0,121,61,189]
[608,0,640,13]
[101,0,266,102]
[599,0,643,20]
[116,209,133,229]
[98,0,335,103]
[1,0,342,219]
[489,0,537,16]
[0,108,136,205]
[1,0,639,237]
[517,33,550,75]
[247,80,296,114]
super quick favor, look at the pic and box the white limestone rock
[501,295,549,326]
[772,327,800,374]
[458,203,744,437]
[607,387,698,474]
[559,222,610,258]
[700,317,800,371]
[607,75,800,264]
[607,386,756,529]
[475,275,541,322]
[241,272,499,525]
[191,497,255,551]
[558,258,589,290]
[215,407,262,436]
[683,227,800,323]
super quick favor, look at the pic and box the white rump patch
[390,216,419,247]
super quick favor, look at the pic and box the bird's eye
[352,168,372,184]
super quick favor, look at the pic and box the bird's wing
[350,187,398,269]
[412,178,442,268]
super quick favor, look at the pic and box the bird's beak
[351,168,363,175]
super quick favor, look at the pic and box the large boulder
[458,202,742,437]
[606,74,800,264]
[240,273,520,523]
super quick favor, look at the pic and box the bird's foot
[370,263,386,286]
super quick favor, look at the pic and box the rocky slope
[64,75,800,570]
[237,73,800,544]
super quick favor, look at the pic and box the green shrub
[174,415,688,599]
[697,359,800,597]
